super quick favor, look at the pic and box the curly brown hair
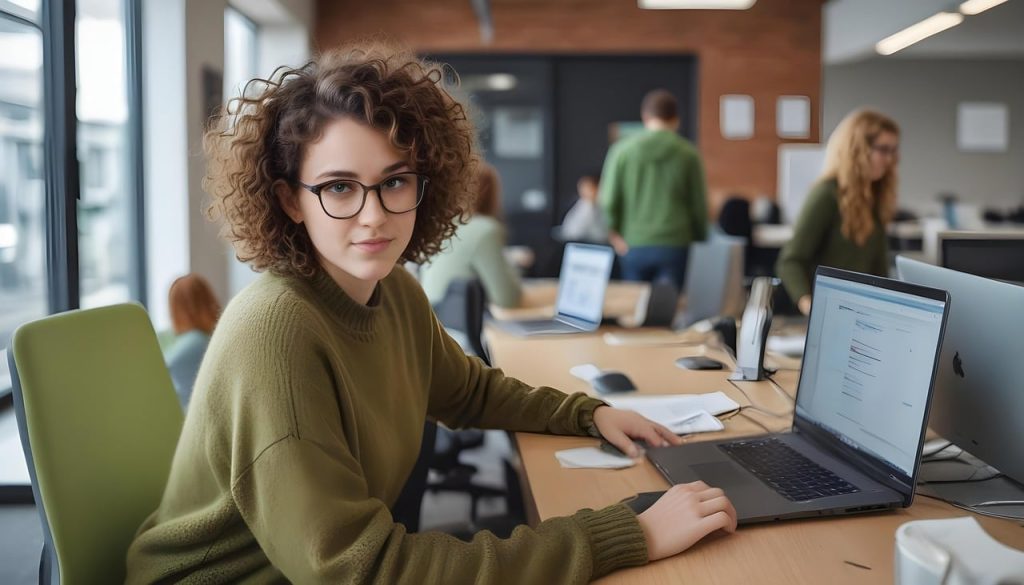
[204,43,478,278]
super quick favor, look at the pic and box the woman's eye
[383,176,407,189]
[327,181,354,194]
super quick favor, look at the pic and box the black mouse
[591,371,637,394]
[621,491,666,514]
[675,356,725,370]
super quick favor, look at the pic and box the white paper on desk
[767,334,805,356]
[605,392,738,433]
[555,447,636,469]
[672,410,725,434]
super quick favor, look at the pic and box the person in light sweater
[419,161,523,308]
[559,174,608,243]
[125,43,737,584]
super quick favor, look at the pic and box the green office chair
[7,303,184,585]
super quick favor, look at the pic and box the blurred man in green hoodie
[600,89,708,290]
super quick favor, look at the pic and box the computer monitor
[938,231,1024,285]
[896,255,1024,485]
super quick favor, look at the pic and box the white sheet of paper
[555,447,636,469]
[605,392,738,433]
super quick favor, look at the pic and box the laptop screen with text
[795,274,946,477]
[554,244,614,324]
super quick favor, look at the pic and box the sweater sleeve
[776,182,838,302]
[234,431,648,584]
[599,145,624,235]
[873,234,890,278]
[685,150,709,242]
[471,221,522,308]
[427,312,607,436]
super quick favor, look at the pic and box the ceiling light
[959,0,1010,15]
[639,0,756,9]
[875,12,964,56]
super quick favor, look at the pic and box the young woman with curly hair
[777,109,900,314]
[125,44,736,584]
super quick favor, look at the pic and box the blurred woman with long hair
[777,109,900,314]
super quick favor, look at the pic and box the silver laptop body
[494,243,615,336]
[647,267,950,524]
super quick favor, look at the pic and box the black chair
[390,420,437,532]
[432,278,490,365]
[424,278,525,532]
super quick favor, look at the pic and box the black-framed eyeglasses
[870,144,899,158]
[296,172,430,220]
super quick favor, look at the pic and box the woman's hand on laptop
[637,482,738,561]
[593,406,682,457]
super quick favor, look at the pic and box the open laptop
[646,267,950,524]
[493,243,615,336]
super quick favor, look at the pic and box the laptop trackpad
[690,461,756,487]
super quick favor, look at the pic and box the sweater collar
[308,268,382,338]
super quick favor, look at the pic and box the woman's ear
[275,180,303,224]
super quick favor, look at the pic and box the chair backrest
[7,303,184,585]
[432,278,490,365]
[718,197,753,241]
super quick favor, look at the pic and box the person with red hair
[164,272,221,407]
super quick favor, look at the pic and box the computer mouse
[591,371,637,394]
[675,356,725,370]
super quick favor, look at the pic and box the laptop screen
[554,244,615,324]
[795,273,946,478]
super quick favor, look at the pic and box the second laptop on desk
[646,267,950,524]
[491,243,615,336]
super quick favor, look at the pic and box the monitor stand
[917,447,1024,519]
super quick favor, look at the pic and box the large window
[77,0,138,308]
[0,0,143,394]
[0,1,45,391]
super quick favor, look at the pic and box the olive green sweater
[776,179,889,302]
[600,129,708,247]
[125,267,647,584]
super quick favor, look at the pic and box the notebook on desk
[492,243,615,336]
[646,267,950,524]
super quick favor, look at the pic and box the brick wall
[314,0,823,210]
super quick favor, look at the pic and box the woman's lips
[353,238,392,253]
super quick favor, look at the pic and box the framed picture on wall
[201,66,224,129]
[957,102,1009,152]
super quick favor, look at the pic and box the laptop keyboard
[719,437,861,502]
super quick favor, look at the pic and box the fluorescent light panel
[639,0,756,9]
[875,12,965,56]
[959,0,1010,15]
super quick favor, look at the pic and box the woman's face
[868,131,899,182]
[280,116,417,303]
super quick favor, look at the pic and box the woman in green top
[419,161,523,308]
[777,109,900,314]
[125,45,737,584]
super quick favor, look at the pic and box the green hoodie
[599,129,708,247]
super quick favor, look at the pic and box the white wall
[143,0,312,328]
[143,0,191,331]
[823,58,1024,213]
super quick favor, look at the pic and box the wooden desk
[486,283,1024,584]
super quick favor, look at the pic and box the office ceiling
[825,0,1024,63]
[899,0,1024,58]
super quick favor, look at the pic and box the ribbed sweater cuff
[577,397,607,437]
[574,504,648,579]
